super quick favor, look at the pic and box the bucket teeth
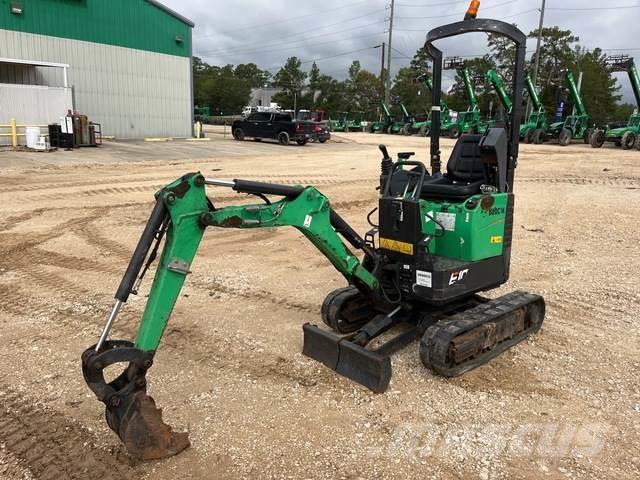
[107,391,190,461]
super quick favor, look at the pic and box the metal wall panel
[0,84,73,145]
[0,29,192,138]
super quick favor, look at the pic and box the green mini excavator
[82,4,545,461]
[444,57,486,138]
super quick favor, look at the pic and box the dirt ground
[0,132,638,480]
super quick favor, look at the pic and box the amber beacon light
[465,0,481,20]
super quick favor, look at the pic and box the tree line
[194,25,636,124]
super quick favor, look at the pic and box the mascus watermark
[368,423,609,460]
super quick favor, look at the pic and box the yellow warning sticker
[380,237,414,255]
[491,236,503,244]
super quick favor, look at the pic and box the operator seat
[421,134,488,200]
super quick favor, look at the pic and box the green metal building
[0,0,194,139]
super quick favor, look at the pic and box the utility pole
[380,42,386,88]
[374,43,386,97]
[529,0,546,116]
[385,0,395,106]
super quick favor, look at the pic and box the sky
[162,0,640,104]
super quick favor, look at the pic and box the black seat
[421,134,487,200]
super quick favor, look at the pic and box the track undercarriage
[304,287,544,392]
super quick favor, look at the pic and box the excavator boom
[82,173,381,460]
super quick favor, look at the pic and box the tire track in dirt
[29,177,376,202]
[0,387,134,480]
[518,176,640,187]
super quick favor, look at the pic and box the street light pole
[530,0,546,113]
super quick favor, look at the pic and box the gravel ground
[0,133,638,479]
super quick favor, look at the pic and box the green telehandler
[402,74,454,137]
[82,5,545,461]
[328,112,349,132]
[347,112,365,132]
[546,70,592,146]
[444,57,486,138]
[591,55,640,150]
[520,73,548,144]
[369,100,396,133]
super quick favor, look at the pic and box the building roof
[146,0,195,28]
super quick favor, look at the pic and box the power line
[396,0,468,7]
[196,20,385,58]
[196,11,385,56]
[300,46,382,65]
[547,4,640,11]
[209,0,371,36]
[194,32,384,60]
[395,0,518,19]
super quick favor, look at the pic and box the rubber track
[421,291,545,377]
[0,388,133,480]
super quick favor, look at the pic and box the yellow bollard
[10,118,17,148]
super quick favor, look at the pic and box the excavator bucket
[105,391,190,461]
[302,324,392,393]
[81,341,190,460]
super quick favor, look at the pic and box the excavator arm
[82,172,380,460]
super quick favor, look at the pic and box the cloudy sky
[163,0,640,103]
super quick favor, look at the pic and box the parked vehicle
[546,70,592,146]
[313,124,331,143]
[232,112,315,146]
[591,55,640,150]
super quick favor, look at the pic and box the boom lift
[81,4,545,461]
[444,57,486,138]
[546,70,592,146]
[520,73,548,144]
[591,55,640,150]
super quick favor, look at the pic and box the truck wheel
[583,128,593,144]
[449,125,461,139]
[296,138,308,146]
[401,124,412,136]
[278,131,290,145]
[622,131,636,150]
[233,128,245,141]
[590,130,605,148]
[559,128,572,146]
[419,124,429,137]
[523,129,533,144]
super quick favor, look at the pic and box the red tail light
[315,126,322,132]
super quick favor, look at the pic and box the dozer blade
[106,391,190,461]
[302,324,392,393]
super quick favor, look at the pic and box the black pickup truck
[232,112,316,145]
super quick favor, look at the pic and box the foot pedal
[302,324,392,393]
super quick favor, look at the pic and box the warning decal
[380,237,414,256]
[416,270,433,288]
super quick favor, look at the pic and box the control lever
[378,144,391,161]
